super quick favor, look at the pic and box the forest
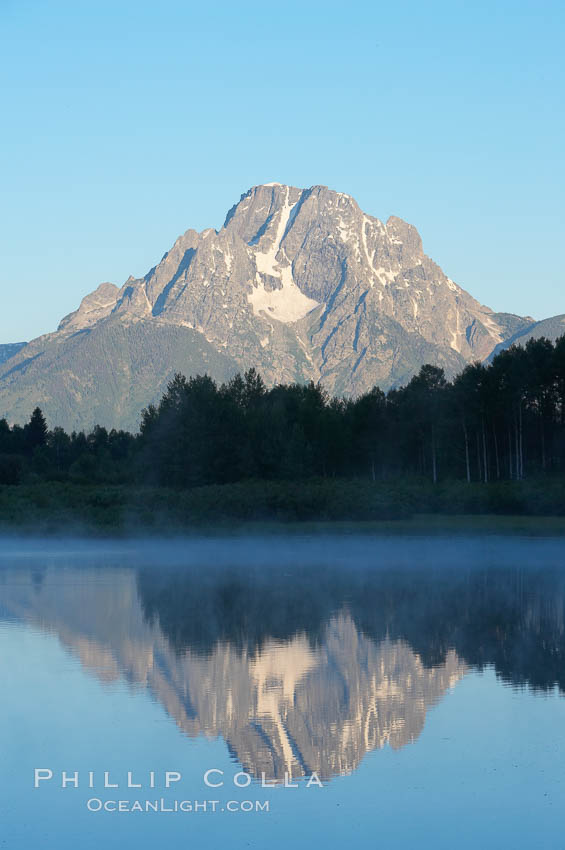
[0,336,564,528]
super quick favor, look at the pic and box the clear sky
[1,0,563,342]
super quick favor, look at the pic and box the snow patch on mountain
[249,187,320,323]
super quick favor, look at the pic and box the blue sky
[1,0,563,342]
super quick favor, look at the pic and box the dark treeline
[1,335,565,488]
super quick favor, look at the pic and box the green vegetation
[1,336,565,533]
[0,480,564,536]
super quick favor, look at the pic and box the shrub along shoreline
[1,478,564,537]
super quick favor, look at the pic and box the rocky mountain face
[0,342,27,366]
[0,183,540,430]
[488,313,565,361]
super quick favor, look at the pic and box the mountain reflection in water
[1,546,564,782]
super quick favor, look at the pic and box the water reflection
[0,550,564,782]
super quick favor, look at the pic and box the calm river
[1,536,564,849]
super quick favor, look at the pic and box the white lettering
[127,772,141,788]
[234,771,251,788]
[204,769,224,788]
[165,771,181,788]
[34,769,53,788]
[61,771,79,788]
[104,772,118,789]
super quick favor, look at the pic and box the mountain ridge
[0,342,27,366]
[0,183,557,430]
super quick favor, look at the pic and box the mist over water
[1,535,565,849]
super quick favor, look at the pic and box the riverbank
[0,479,564,537]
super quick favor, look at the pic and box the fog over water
[1,533,565,568]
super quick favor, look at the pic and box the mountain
[0,183,537,430]
[0,342,27,366]
[489,313,565,360]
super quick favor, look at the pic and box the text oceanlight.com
[86,798,270,813]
